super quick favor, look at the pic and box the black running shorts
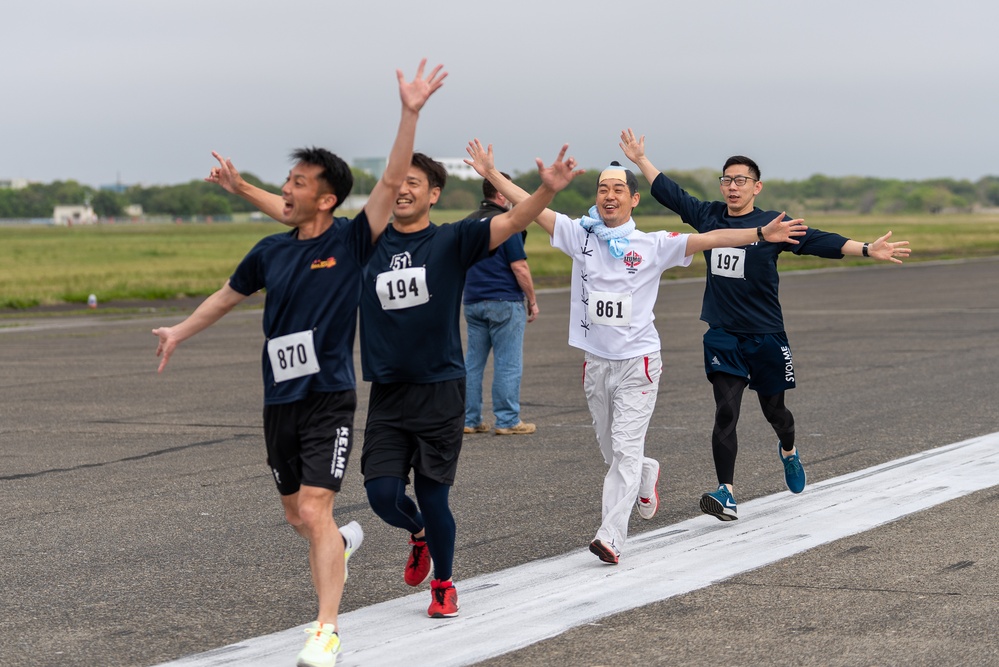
[361,378,465,485]
[263,390,356,495]
[702,327,796,396]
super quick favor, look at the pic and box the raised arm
[487,144,584,249]
[619,129,661,184]
[684,212,808,256]
[151,282,247,373]
[205,152,285,221]
[464,139,560,236]
[364,59,447,243]
[840,231,911,263]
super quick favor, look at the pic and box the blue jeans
[463,300,526,429]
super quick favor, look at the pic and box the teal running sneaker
[779,443,806,494]
[699,484,738,521]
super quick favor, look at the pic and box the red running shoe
[404,535,432,587]
[427,579,459,618]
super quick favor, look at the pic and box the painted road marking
[157,432,999,667]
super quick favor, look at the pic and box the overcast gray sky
[2,1,996,188]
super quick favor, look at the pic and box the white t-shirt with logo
[551,213,692,360]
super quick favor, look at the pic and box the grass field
[2,212,997,310]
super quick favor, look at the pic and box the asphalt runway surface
[2,257,997,667]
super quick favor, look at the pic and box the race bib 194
[587,291,632,326]
[267,329,320,383]
[375,266,430,310]
[710,247,746,279]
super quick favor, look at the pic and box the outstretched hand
[619,128,646,164]
[761,212,808,245]
[536,144,585,193]
[205,151,245,194]
[398,58,447,113]
[463,138,495,178]
[151,326,180,373]
[868,231,911,264]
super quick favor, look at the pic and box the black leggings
[710,372,796,486]
[365,474,456,582]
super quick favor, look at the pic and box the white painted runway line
[157,432,999,667]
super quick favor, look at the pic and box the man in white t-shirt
[464,139,806,563]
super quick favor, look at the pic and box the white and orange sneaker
[297,622,340,667]
[637,458,660,520]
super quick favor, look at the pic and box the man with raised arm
[620,128,910,523]
[358,146,582,619]
[464,139,807,564]
[152,61,445,667]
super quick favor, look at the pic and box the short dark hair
[483,171,512,200]
[722,155,761,181]
[411,152,448,192]
[290,147,353,211]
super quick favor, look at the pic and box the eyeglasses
[719,175,757,186]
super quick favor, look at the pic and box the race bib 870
[267,330,320,383]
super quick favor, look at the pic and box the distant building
[0,178,29,190]
[53,205,98,226]
[353,157,387,180]
[354,156,479,182]
[437,158,478,180]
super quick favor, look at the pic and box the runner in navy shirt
[152,61,446,667]
[359,148,582,619]
[621,129,911,522]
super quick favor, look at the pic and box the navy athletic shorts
[702,327,796,396]
[262,390,356,495]
[361,378,465,486]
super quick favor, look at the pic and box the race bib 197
[267,330,320,383]
[710,247,746,279]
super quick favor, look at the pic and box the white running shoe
[637,458,660,520]
[339,521,363,582]
[297,621,340,667]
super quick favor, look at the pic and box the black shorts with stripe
[263,390,356,495]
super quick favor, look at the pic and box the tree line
[2,168,997,220]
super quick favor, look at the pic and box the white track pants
[583,351,662,549]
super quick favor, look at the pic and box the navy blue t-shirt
[359,218,492,383]
[463,231,527,304]
[228,212,373,404]
[650,173,848,334]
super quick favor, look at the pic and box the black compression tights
[365,474,456,582]
[710,373,796,486]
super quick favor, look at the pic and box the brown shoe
[463,423,490,434]
[494,421,536,435]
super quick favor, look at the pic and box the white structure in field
[53,205,98,226]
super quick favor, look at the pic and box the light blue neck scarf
[579,206,635,259]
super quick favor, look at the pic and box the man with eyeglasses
[464,140,807,564]
[620,129,911,521]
